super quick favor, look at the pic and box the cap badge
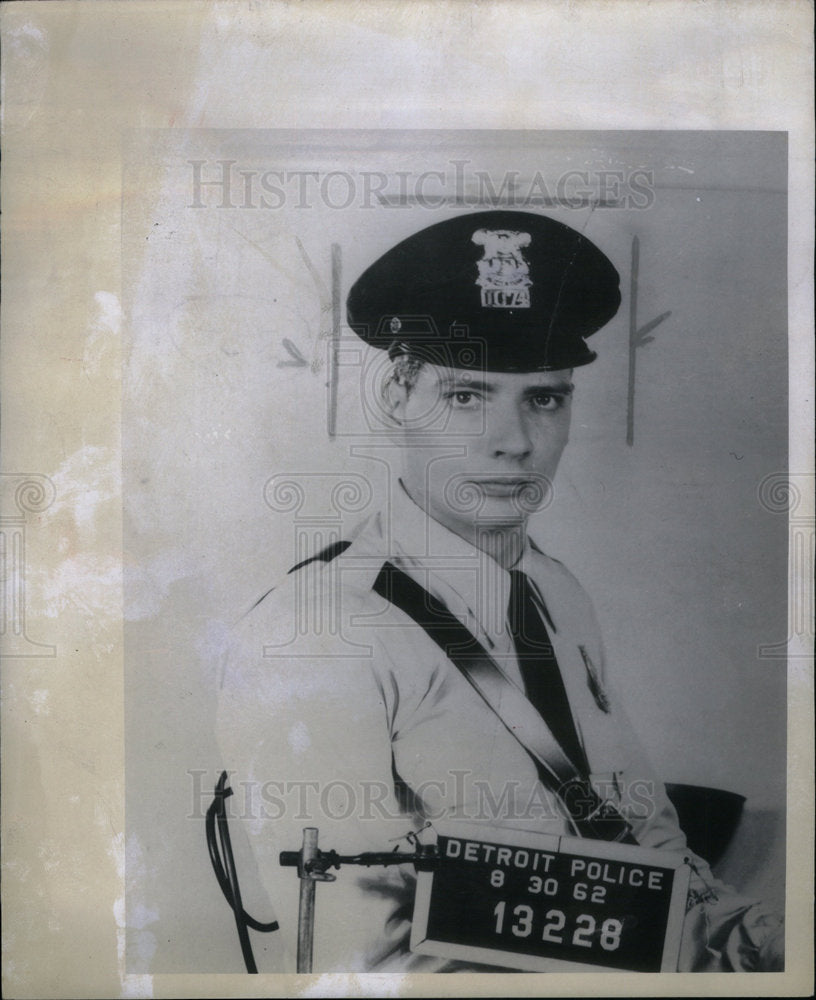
[472,229,532,309]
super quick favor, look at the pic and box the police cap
[346,210,621,372]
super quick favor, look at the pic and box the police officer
[217,211,783,972]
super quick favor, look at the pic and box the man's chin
[474,495,532,524]
[445,499,530,532]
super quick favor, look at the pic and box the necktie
[507,569,637,844]
[507,569,588,775]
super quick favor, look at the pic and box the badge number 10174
[410,830,690,973]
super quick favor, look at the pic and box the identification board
[410,824,690,972]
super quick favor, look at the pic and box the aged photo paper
[2,2,813,998]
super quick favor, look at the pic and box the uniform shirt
[216,482,783,972]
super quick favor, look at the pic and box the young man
[216,211,783,972]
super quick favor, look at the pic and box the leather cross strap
[373,560,637,844]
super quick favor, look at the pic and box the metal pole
[296,827,319,973]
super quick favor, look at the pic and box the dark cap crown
[346,210,621,372]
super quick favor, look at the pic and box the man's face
[392,362,573,542]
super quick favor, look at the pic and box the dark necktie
[507,569,589,775]
[507,569,637,844]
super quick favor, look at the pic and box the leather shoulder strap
[372,561,637,844]
[372,561,581,789]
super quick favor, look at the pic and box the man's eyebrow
[435,375,575,395]
[523,381,574,396]
[437,376,497,392]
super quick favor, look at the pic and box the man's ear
[382,377,409,425]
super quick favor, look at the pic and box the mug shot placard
[411,825,689,973]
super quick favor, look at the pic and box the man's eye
[448,391,478,407]
[529,393,560,411]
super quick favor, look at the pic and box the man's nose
[488,406,533,460]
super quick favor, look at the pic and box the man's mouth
[469,478,537,497]
[443,473,553,514]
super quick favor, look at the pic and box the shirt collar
[389,479,525,648]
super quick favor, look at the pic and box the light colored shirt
[216,483,782,972]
